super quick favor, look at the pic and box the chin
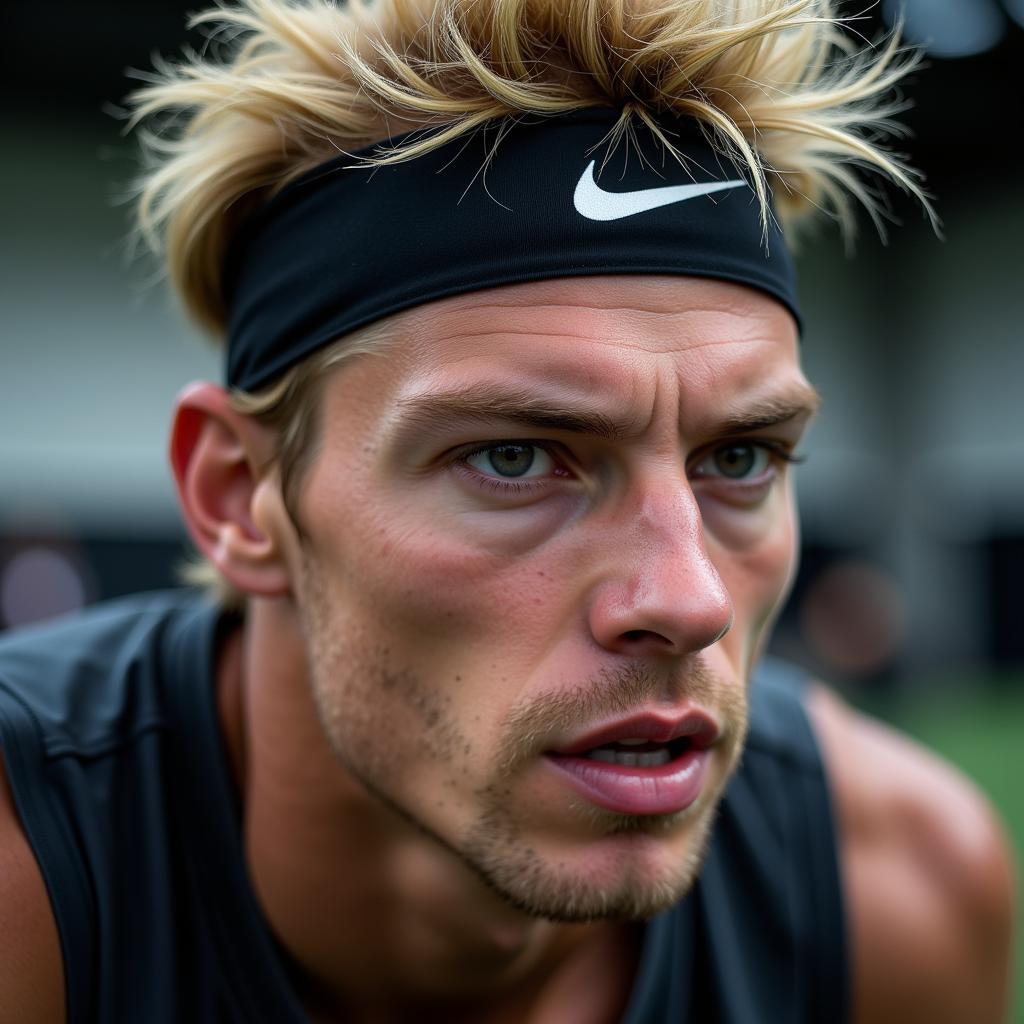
[459,798,719,923]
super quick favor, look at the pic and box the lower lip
[543,748,711,816]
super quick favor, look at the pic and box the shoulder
[0,753,65,1022]
[0,590,206,746]
[805,685,1016,1024]
[0,592,205,1024]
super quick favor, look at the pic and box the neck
[216,597,639,1023]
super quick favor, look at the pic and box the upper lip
[550,709,721,756]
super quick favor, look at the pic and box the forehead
[372,275,806,426]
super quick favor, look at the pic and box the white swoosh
[573,160,746,221]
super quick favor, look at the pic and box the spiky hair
[128,0,931,338]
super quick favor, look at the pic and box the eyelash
[452,441,565,495]
[695,442,806,482]
[452,440,804,496]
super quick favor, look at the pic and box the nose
[586,477,733,658]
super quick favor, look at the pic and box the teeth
[639,750,671,766]
[586,748,672,767]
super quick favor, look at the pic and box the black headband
[224,108,800,391]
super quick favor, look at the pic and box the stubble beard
[458,663,747,922]
[459,792,723,922]
[296,555,748,925]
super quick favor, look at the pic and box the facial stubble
[461,663,746,921]
[297,555,748,924]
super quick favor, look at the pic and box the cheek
[296,526,576,831]
[710,488,798,660]
[301,475,577,724]
[379,532,560,648]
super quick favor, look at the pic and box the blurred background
[2,0,1022,1015]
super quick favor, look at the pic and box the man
[0,0,1014,1020]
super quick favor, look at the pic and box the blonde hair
[128,0,933,604]
[179,318,397,608]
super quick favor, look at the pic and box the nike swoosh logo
[573,160,747,221]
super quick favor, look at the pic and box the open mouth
[580,737,693,768]
[543,713,718,816]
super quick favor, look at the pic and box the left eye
[692,443,773,480]
[464,443,556,479]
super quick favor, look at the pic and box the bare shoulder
[0,753,66,1023]
[805,685,1016,1024]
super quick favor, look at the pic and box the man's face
[288,275,815,922]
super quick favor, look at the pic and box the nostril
[621,629,672,645]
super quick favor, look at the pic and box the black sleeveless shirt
[0,591,847,1022]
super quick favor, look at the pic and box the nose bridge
[587,466,733,655]
[633,466,701,547]
[629,470,722,598]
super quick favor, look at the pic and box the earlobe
[170,382,292,597]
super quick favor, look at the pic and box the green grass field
[863,679,1023,1023]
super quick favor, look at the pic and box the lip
[551,709,720,757]
[544,748,712,816]
[543,708,720,816]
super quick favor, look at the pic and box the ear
[170,382,293,597]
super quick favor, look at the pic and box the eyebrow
[394,383,631,440]
[714,386,822,435]
[393,380,821,441]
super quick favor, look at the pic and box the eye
[464,443,558,480]
[692,443,774,481]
